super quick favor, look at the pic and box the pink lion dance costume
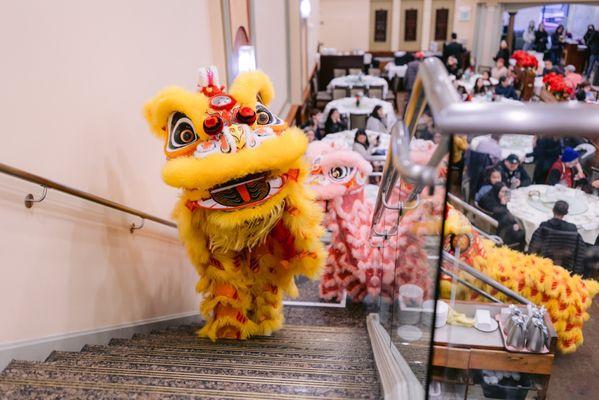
[306,141,433,302]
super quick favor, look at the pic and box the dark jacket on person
[585,30,599,55]
[495,48,511,63]
[534,30,549,52]
[495,84,519,100]
[479,183,525,249]
[324,119,347,135]
[498,163,531,188]
[529,218,586,274]
[528,138,562,184]
[539,218,578,233]
[300,121,322,140]
[443,41,464,66]
[551,31,565,52]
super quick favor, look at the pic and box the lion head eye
[328,166,354,182]
[167,112,198,152]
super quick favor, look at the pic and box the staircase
[0,308,380,399]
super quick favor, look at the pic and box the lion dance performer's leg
[197,252,259,340]
[253,168,326,335]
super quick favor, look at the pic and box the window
[405,9,418,42]
[434,8,449,41]
[374,9,388,42]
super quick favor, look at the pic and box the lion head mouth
[198,172,285,210]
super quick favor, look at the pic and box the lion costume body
[144,68,325,340]
[306,141,432,302]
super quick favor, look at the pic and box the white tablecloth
[471,134,534,160]
[384,63,408,79]
[320,129,389,152]
[322,97,397,129]
[327,75,388,97]
[507,184,599,244]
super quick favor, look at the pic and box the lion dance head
[144,68,325,340]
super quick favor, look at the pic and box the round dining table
[327,75,388,98]
[384,63,407,79]
[322,97,396,129]
[507,184,599,244]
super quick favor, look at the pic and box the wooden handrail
[0,162,177,230]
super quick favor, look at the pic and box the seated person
[479,182,525,250]
[564,65,584,91]
[498,154,531,189]
[365,105,388,133]
[543,59,562,75]
[474,134,503,163]
[324,108,347,136]
[301,109,323,140]
[546,147,589,190]
[475,168,502,202]
[495,76,519,100]
[578,81,595,102]
[456,85,469,101]
[446,55,461,77]
[575,89,587,102]
[528,200,588,274]
[481,69,492,84]
[303,128,316,142]
[491,57,508,80]
[536,200,577,235]
[473,77,488,96]
[352,129,378,159]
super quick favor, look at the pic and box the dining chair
[313,75,332,109]
[333,68,347,77]
[348,68,363,76]
[349,86,366,97]
[369,68,382,77]
[332,86,348,100]
[349,113,368,130]
[368,85,384,99]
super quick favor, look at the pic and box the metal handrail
[443,251,530,305]
[0,162,177,230]
[370,122,449,229]
[447,193,498,228]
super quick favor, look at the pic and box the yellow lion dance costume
[444,205,599,353]
[144,67,325,340]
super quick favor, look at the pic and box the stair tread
[1,361,378,399]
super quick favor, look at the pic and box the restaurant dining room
[0,0,598,399]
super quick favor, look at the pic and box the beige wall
[254,0,291,114]
[319,0,370,51]
[0,0,228,343]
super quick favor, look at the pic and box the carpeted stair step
[33,353,378,385]
[103,336,372,361]
[0,359,378,399]
[117,334,373,354]
[77,344,375,372]
[45,350,377,377]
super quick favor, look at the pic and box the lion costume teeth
[144,67,325,340]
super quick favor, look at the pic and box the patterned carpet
[0,307,380,399]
